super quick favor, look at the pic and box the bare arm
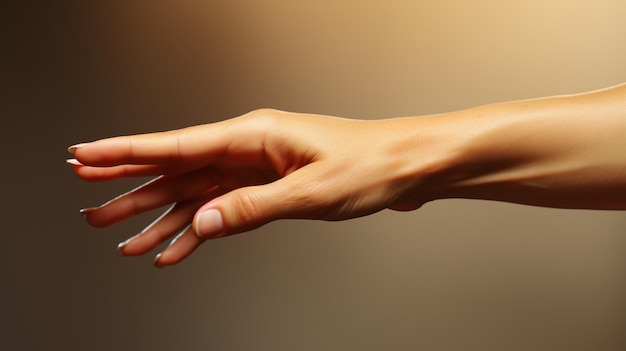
[408,83,626,209]
[68,83,626,266]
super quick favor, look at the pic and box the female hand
[68,109,432,267]
[69,83,626,267]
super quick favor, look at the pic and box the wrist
[389,99,566,208]
[380,113,470,208]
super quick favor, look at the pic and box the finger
[71,162,165,181]
[69,154,280,183]
[83,167,218,228]
[153,225,205,267]
[71,127,212,166]
[70,161,208,181]
[70,116,267,167]
[192,165,327,239]
[117,199,198,256]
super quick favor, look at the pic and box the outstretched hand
[68,109,428,267]
[68,85,626,266]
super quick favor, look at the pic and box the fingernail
[116,241,127,255]
[194,209,224,238]
[116,233,139,254]
[68,143,88,154]
[153,253,164,268]
[66,158,82,167]
[79,207,97,217]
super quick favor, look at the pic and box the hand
[68,109,428,267]
[69,85,626,267]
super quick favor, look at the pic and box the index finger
[69,118,254,167]
[69,127,207,166]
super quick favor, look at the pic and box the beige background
[2,1,626,350]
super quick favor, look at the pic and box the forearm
[70,84,625,265]
[400,84,626,209]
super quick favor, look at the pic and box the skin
[68,83,626,267]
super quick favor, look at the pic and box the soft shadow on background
[2,1,626,350]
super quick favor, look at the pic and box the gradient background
[2,1,626,350]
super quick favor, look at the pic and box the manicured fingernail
[153,253,164,268]
[68,143,88,154]
[116,241,127,255]
[194,209,223,238]
[79,207,97,217]
[66,158,82,167]
[117,234,140,255]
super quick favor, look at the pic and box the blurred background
[2,1,625,350]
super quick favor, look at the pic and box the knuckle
[284,179,330,218]
[243,108,286,127]
[231,190,264,226]
[249,108,282,118]
[236,109,291,141]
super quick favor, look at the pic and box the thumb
[192,177,313,239]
